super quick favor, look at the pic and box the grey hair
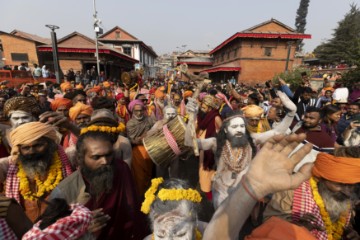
[163,104,176,112]
[149,178,200,227]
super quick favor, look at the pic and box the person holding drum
[126,99,156,200]
[146,105,180,179]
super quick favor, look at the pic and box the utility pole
[45,24,61,83]
[93,0,102,76]
[285,41,293,72]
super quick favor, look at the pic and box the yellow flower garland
[141,177,164,214]
[151,228,202,240]
[80,123,125,135]
[309,177,348,240]
[17,152,63,201]
[158,188,202,203]
[141,177,202,214]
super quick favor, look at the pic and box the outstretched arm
[197,138,217,152]
[203,134,313,240]
[251,91,296,144]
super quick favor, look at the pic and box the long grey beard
[318,181,350,222]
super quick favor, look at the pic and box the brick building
[98,26,158,77]
[176,50,213,76]
[204,19,311,84]
[0,30,49,68]
[37,32,138,80]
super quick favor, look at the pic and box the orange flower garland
[17,152,63,201]
[310,177,349,240]
[80,123,125,135]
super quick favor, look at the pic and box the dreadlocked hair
[36,198,72,230]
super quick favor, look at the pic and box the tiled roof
[10,29,51,44]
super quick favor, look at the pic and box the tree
[272,67,311,91]
[313,4,360,65]
[295,0,310,52]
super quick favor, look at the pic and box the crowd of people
[0,66,358,240]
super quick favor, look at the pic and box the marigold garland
[141,177,164,214]
[157,188,202,203]
[80,123,125,135]
[309,177,348,240]
[17,152,63,201]
[151,228,202,240]
[141,177,202,215]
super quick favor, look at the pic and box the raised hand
[185,97,198,115]
[245,134,313,199]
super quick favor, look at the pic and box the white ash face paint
[9,110,35,128]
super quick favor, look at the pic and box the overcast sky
[1,0,358,55]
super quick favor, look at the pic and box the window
[123,47,132,56]
[11,53,29,62]
[115,31,121,39]
[227,51,230,60]
[221,53,225,61]
[233,48,238,58]
[264,47,272,57]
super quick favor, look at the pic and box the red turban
[116,93,125,101]
[312,152,360,184]
[149,88,156,94]
[69,102,93,121]
[50,98,73,111]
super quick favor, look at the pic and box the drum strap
[163,125,182,155]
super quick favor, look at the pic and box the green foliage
[314,4,360,65]
[295,0,310,51]
[340,67,360,89]
[272,68,311,90]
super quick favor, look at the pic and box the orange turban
[50,98,73,111]
[10,122,60,159]
[154,89,165,99]
[75,84,84,90]
[69,102,93,121]
[183,90,193,99]
[312,152,360,184]
[245,216,316,240]
[60,82,72,92]
[242,105,264,119]
[103,81,111,88]
[92,86,102,93]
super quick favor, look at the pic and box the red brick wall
[59,60,82,73]
[0,34,39,66]
[251,22,292,32]
[101,29,137,41]
[212,38,297,85]
[59,35,93,47]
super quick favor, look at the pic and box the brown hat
[4,96,40,117]
[202,95,219,109]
